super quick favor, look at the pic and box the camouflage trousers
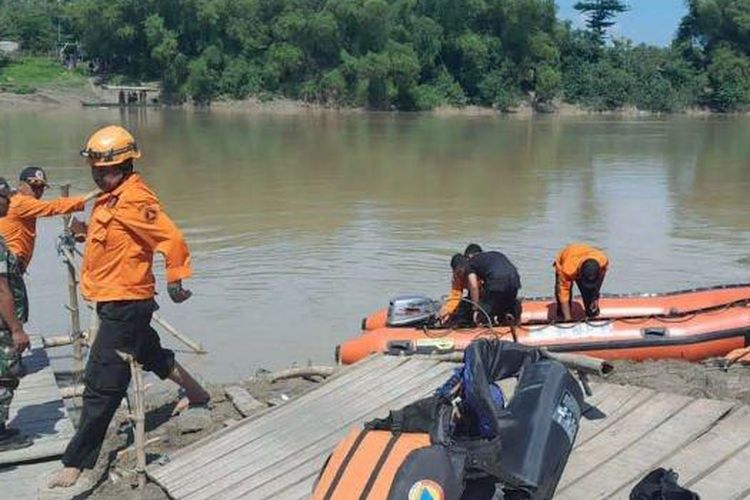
[0,330,22,425]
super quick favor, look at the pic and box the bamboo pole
[60,184,84,375]
[60,384,86,399]
[117,350,147,489]
[81,301,206,354]
[427,349,613,376]
[150,312,206,354]
[88,301,100,347]
[724,346,750,369]
[267,366,336,382]
[116,437,161,461]
[540,349,614,376]
[42,335,75,348]
[133,357,146,489]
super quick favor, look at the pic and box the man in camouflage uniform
[0,176,32,451]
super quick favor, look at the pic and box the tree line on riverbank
[1,0,749,112]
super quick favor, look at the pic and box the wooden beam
[60,185,84,376]
[42,335,75,348]
[101,85,160,92]
[60,384,85,399]
[224,386,266,417]
[116,350,147,489]
[267,366,335,383]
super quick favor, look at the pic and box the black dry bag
[630,468,700,500]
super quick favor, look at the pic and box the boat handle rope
[424,296,750,337]
[426,296,516,342]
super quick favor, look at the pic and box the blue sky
[556,0,687,46]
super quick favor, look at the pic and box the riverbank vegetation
[1,0,749,112]
[0,57,86,94]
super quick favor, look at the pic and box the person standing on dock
[0,177,34,452]
[47,125,210,489]
[554,243,609,322]
[0,166,100,274]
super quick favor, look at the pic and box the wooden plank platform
[147,356,750,499]
[0,338,74,465]
[0,459,63,499]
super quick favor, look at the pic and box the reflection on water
[1,109,749,380]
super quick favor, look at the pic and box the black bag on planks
[630,468,700,500]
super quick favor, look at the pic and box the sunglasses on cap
[25,178,47,189]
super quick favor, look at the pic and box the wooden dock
[148,355,750,499]
[0,338,75,498]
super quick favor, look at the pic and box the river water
[1,109,749,381]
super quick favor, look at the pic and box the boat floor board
[0,338,74,466]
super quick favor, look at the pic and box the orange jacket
[0,193,85,270]
[554,243,608,303]
[439,274,464,317]
[80,173,192,302]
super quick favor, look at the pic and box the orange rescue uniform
[554,243,608,304]
[80,173,192,302]
[439,274,464,317]
[0,193,85,270]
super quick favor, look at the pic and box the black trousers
[452,288,521,327]
[62,299,175,469]
[478,288,521,325]
[555,275,600,319]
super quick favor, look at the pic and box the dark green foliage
[49,0,568,108]
[0,0,65,53]
[573,0,629,45]
[677,0,750,111]
[0,0,748,112]
[705,45,750,111]
[560,31,702,112]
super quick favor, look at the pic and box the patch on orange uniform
[408,479,445,500]
[144,205,158,222]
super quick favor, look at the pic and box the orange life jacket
[554,243,608,303]
[313,428,456,500]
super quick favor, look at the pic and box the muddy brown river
[1,109,749,380]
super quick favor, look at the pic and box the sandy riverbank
[0,82,725,117]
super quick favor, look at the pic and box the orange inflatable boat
[340,284,750,365]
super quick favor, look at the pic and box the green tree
[706,44,750,111]
[534,64,562,105]
[676,0,750,110]
[573,0,630,45]
[0,0,63,53]
[0,0,730,112]
[186,56,217,104]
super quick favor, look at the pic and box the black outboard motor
[356,339,585,500]
[490,359,583,498]
[447,340,584,499]
[386,295,440,327]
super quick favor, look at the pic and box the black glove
[167,281,192,303]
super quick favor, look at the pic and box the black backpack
[630,468,700,500]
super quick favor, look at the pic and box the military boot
[0,423,33,451]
